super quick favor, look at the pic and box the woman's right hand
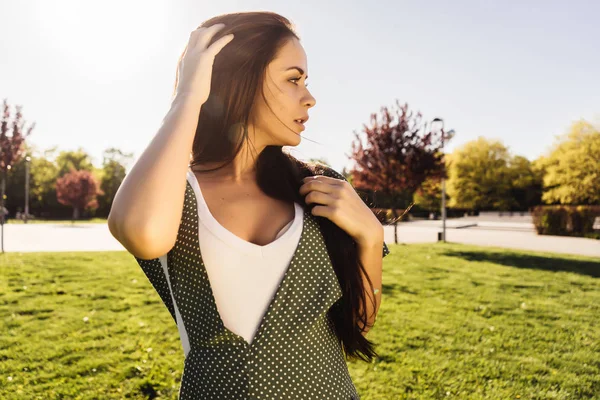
[174,23,234,105]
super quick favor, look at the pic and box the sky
[1,0,599,174]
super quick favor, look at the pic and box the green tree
[446,137,517,211]
[4,142,47,215]
[413,175,449,213]
[29,156,61,212]
[533,120,600,205]
[55,148,95,177]
[506,155,543,210]
[97,148,133,216]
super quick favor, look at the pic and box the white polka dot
[134,166,389,399]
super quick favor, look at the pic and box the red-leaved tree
[0,98,35,252]
[56,168,104,221]
[348,100,453,243]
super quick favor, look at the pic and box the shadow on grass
[443,249,600,278]
[382,282,419,295]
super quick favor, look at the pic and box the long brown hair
[173,11,380,362]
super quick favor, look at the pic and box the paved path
[3,220,599,258]
[383,220,599,258]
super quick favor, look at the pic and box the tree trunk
[1,169,4,253]
[391,207,398,244]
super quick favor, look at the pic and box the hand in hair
[175,23,235,104]
[299,175,384,247]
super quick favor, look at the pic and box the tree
[6,143,64,217]
[8,145,135,219]
[445,137,518,211]
[97,148,133,217]
[347,100,450,243]
[533,120,600,205]
[413,175,448,214]
[55,148,95,177]
[55,168,104,221]
[0,98,35,252]
[28,155,61,212]
[506,155,543,210]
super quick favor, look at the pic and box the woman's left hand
[299,175,383,247]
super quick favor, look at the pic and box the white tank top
[185,169,304,345]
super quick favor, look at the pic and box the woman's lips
[294,120,305,131]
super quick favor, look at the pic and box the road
[3,219,599,258]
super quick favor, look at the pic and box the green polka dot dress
[134,166,390,399]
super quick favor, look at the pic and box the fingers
[193,23,226,50]
[187,26,206,49]
[205,33,234,57]
[299,178,339,197]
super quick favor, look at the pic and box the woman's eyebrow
[285,66,308,79]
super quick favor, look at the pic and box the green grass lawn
[1,243,599,399]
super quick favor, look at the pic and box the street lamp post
[441,151,446,242]
[25,156,31,224]
[431,118,455,243]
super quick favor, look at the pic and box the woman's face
[249,37,316,148]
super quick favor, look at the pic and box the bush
[531,205,600,238]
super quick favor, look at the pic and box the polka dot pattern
[134,256,177,324]
[133,166,389,399]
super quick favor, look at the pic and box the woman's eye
[290,77,309,88]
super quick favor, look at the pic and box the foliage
[413,175,446,212]
[507,155,544,210]
[348,100,448,196]
[55,147,95,177]
[445,138,512,210]
[6,143,59,213]
[445,137,544,211]
[55,168,104,220]
[348,100,451,242]
[533,120,600,205]
[97,148,133,215]
[0,98,34,171]
[6,145,129,219]
[531,205,600,238]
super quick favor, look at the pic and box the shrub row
[531,205,600,239]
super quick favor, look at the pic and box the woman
[109,11,389,399]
